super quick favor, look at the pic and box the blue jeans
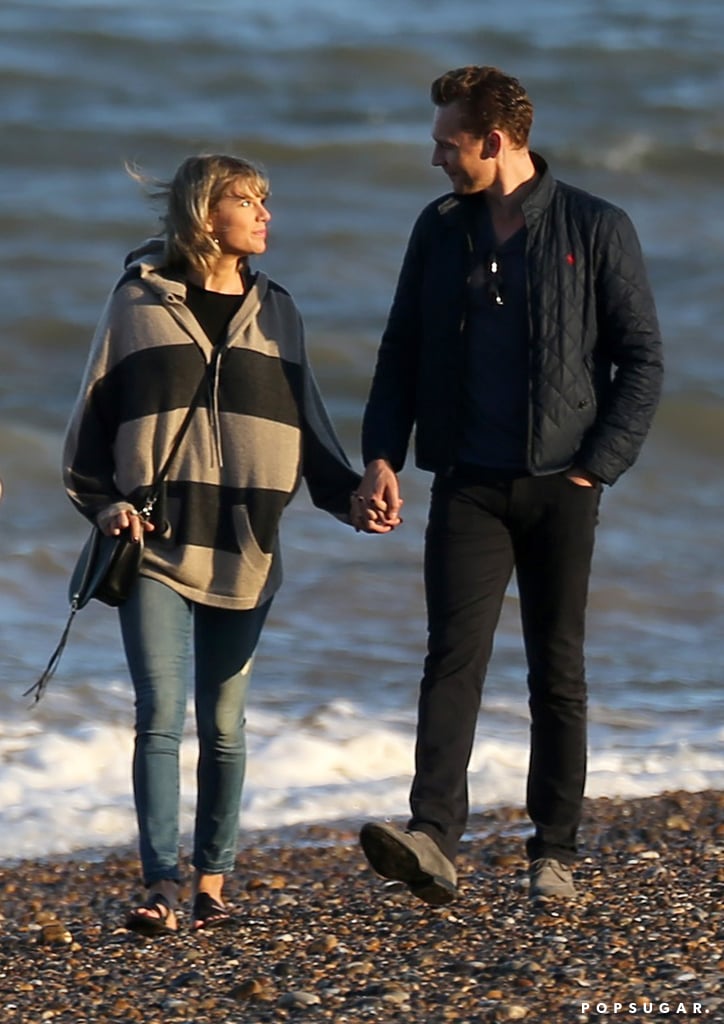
[118,575,271,887]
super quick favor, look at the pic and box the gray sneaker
[359,822,458,906]
[528,857,576,899]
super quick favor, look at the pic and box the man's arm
[577,208,664,484]
[361,218,427,473]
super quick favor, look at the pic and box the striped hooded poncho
[63,242,361,610]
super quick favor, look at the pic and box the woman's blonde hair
[127,154,270,274]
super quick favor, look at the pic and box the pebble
[229,977,275,1001]
[307,934,338,954]
[379,983,410,1004]
[278,990,322,1008]
[0,789,721,1024]
[499,1007,529,1021]
[39,921,72,945]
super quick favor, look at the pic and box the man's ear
[482,131,502,158]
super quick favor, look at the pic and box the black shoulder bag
[26,380,205,704]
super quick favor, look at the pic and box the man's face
[431,102,492,194]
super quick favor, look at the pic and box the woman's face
[208,178,271,257]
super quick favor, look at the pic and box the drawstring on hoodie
[124,239,247,472]
[208,348,225,469]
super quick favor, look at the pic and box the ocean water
[0,0,722,862]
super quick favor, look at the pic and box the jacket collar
[434,151,555,228]
[521,152,555,224]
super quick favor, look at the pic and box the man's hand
[565,467,599,488]
[351,459,404,533]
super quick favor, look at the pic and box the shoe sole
[359,824,457,907]
[529,886,577,900]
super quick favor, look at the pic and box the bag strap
[25,371,208,705]
[24,605,78,704]
[137,373,208,520]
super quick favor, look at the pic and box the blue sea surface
[0,0,722,860]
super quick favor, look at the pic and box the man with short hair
[353,65,662,902]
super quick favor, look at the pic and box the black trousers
[408,468,601,865]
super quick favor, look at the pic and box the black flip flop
[191,891,232,931]
[125,892,177,936]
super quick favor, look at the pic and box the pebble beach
[2,8,723,1022]
[1,790,722,1024]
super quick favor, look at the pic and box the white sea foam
[1,703,722,863]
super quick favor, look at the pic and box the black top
[457,212,530,472]
[185,279,247,346]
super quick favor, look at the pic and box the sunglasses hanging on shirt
[485,253,504,307]
[469,253,505,307]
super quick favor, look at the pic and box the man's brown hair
[430,66,533,148]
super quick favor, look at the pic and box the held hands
[351,459,404,534]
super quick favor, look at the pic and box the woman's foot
[190,872,232,931]
[190,891,232,930]
[125,880,179,935]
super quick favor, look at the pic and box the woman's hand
[97,506,155,542]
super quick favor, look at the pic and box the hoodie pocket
[232,504,274,576]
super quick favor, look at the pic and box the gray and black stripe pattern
[64,244,360,610]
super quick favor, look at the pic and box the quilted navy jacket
[362,155,663,486]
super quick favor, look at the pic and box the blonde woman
[64,155,360,933]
